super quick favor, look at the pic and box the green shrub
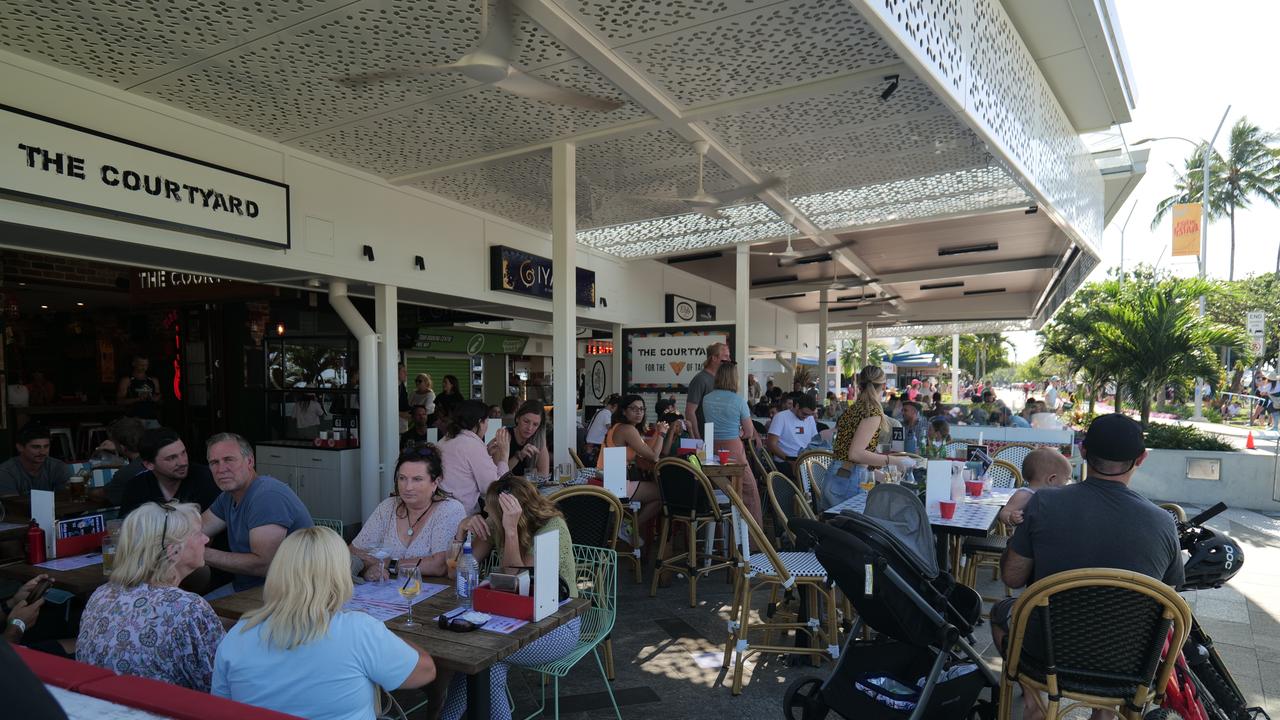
[1142,423,1235,452]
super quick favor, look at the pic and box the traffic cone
[1247,432,1256,450]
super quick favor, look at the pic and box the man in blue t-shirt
[201,433,313,591]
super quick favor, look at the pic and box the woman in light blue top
[213,527,437,720]
[699,363,761,524]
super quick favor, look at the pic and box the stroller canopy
[860,484,938,576]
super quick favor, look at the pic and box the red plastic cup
[965,480,984,497]
[717,450,731,465]
[939,501,957,519]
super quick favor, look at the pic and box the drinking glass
[398,566,422,628]
[446,540,463,577]
[101,537,117,576]
[558,462,574,484]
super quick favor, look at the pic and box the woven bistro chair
[761,470,814,550]
[999,568,1192,720]
[993,443,1039,477]
[649,457,735,607]
[715,476,839,695]
[943,440,969,460]
[986,458,1023,490]
[748,440,779,481]
[567,448,586,470]
[551,485,623,680]
[795,450,835,514]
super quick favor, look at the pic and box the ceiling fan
[630,141,783,220]
[335,1,622,112]
[745,214,860,266]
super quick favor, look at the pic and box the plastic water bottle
[456,534,479,610]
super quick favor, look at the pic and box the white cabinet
[254,444,362,527]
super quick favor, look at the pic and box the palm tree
[1151,119,1280,280]
[1216,119,1280,280]
[1090,277,1247,424]
[916,334,1011,380]
[839,339,888,380]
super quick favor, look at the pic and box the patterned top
[351,495,466,558]
[77,582,225,691]
[833,401,884,461]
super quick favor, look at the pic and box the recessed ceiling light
[76,302,85,307]
[40,304,49,309]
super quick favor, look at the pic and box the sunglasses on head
[157,500,177,565]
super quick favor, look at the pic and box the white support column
[860,322,869,367]
[818,290,829,395]
[328,280,380,518]
[552,143,577,468]
[952,333,961,404]
[735,245,750,398]
[611,323,623,396]
[374,284,398,500]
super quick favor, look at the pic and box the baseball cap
[1083,413,1145,463]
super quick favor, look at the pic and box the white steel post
[375,284,398,500]
[952,333,961,404]
[552,143,577,467]
[818,289,829,396]
[735,245,750,398]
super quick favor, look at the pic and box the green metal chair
[512,544,620,720]
[313,517,345,537]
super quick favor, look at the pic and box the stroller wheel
[783,676,828,720]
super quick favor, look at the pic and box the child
[997,447,1073,526]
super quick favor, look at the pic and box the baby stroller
[784,484,1000,720]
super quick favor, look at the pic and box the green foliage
[1141,423,1236,452]
[1040,266,1249,424]
[839,340,889,379]
[914,333,1011,379]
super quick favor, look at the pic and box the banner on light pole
[1171,203,1201,257]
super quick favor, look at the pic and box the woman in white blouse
[348,445,465,579]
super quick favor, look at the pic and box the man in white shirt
[1045,377,1061,412]
[765,394,818,478]
[583,394,619,464]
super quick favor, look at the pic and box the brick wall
[1,250,128,289]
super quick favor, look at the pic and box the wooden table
[0,556,109,597]
[211,581,590,720]
[1,493,114,522]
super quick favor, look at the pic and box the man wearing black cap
[990,413,1183,719]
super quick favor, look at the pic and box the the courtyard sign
[0,105,290,248]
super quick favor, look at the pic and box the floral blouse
[77,582,224,691]
[351,495,466,558]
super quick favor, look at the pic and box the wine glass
[398,565,422,628]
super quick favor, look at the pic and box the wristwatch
[8,617,27,635]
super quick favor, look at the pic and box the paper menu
[483,421,501,445]
[427,428,439,444]
[925,461,959,511]
[702,423,714,461]
[602,446,627,499]
[532,529,558,621]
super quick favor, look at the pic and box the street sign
[1251,338,1265,355]
[1247,310,1265,334]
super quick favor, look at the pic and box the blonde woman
[826,366,915,508]
[449,475,580,720]
[77,502,223,691]
[408,373,436,413]
[213,527,436,720]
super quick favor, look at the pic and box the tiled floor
[400,503,1280,719]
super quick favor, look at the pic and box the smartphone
[27,577,53,604]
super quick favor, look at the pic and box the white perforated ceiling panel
[2,0,1102,276]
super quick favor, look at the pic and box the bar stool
[49,427,75,462]
[77,422,106,457]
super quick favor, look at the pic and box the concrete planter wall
[1129,448,1280,512]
